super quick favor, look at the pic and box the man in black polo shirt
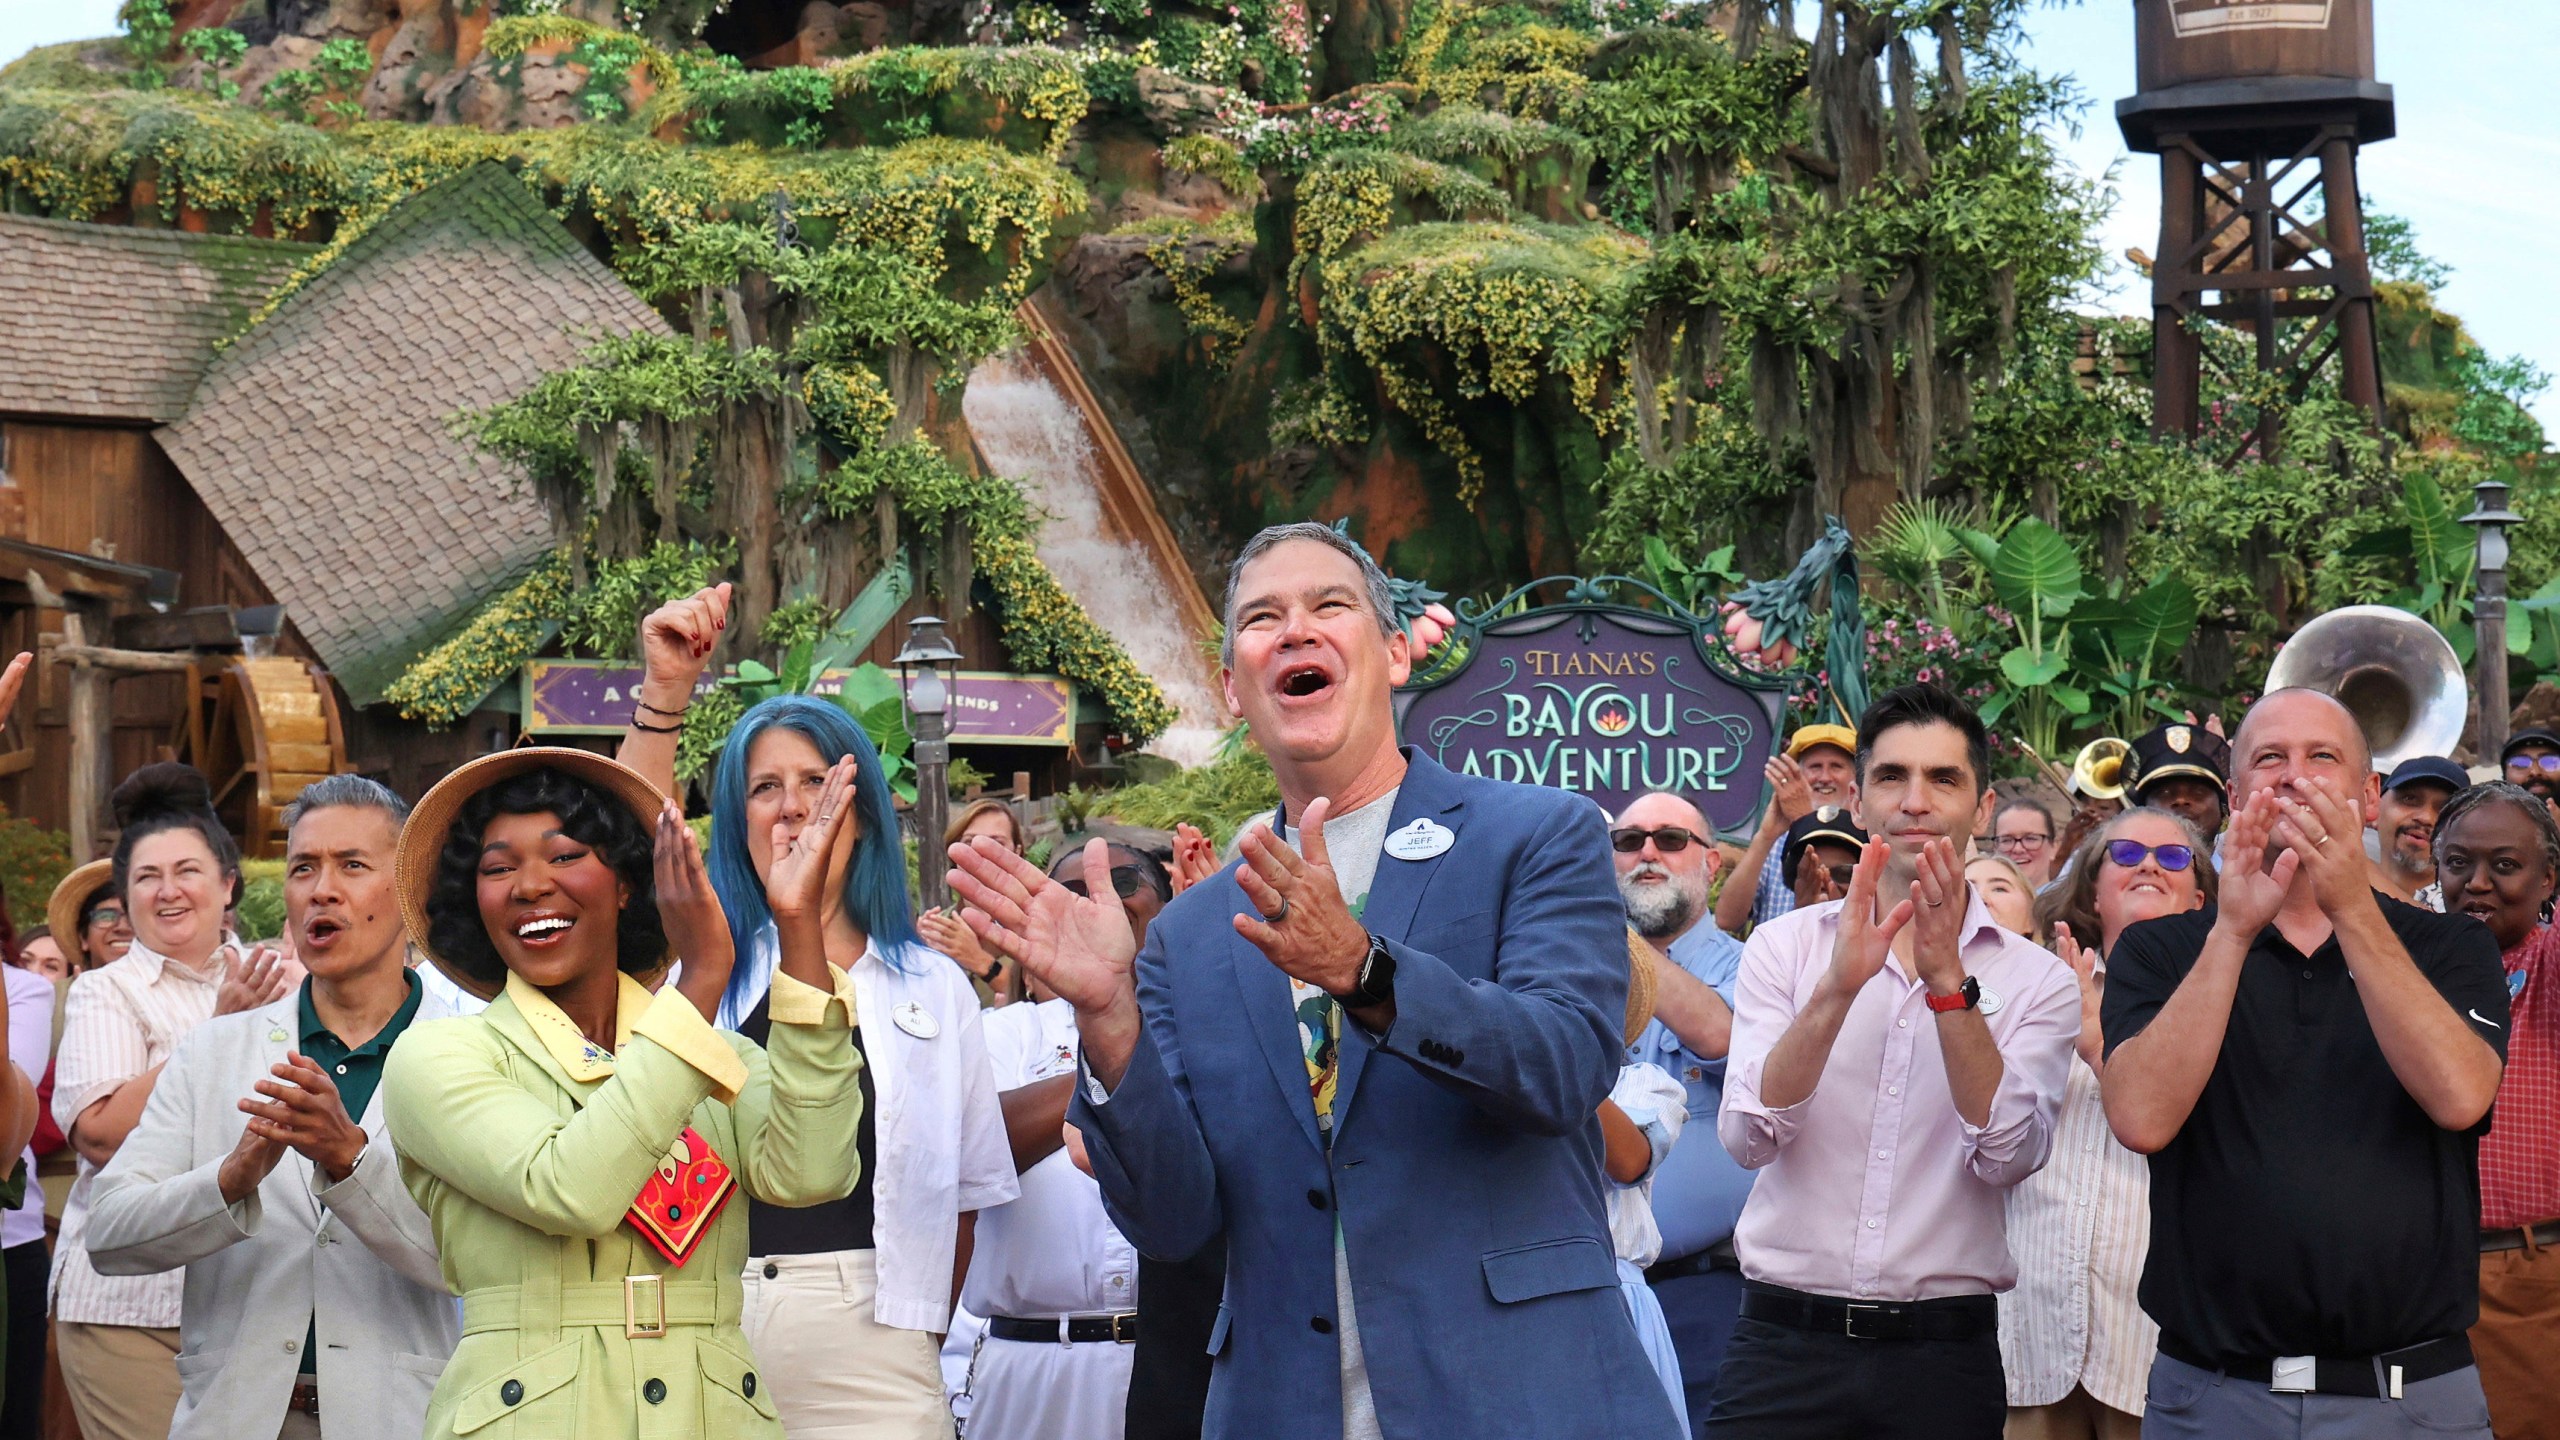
[2101,688,2508,1439]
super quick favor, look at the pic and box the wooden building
[0,164,673,845]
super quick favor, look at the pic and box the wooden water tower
[2119,0,2394,458]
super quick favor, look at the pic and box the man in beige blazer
[86,776,459,1440]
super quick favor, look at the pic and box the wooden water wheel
[175,656,349,858]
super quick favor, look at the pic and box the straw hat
[1623,928,1661,1046]
[396,747,671,997]
[47,860,116,961]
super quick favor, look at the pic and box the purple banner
[1395,607,1784,830]
[524,662,1074,745]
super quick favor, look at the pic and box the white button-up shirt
[1720,891,2079,1300]
[964,999,1138,1320]
[721,929,1019,1333]
[48,936,226,1326]
[1997,1057,2155,1414]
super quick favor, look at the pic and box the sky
[4,0,2554,432]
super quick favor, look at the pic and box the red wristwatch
[1924,976,1981,1013]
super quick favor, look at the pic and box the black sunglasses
[1060,867,1151,900]
[1612,826,1703,854]
[2104,840,2195,872]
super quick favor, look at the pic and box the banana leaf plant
[2068,575,2203,739]
[721,645,919,803]
[1959,518,2085,764]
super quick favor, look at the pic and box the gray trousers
[2142,1352,2493,1439]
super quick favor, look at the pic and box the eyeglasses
[1994,832,2052,854]
[86,907,127,930]
[2507,755,2560,779]
[2103,840,2196,872]
[1611,826,1703,854]
[1060,867,1152,900]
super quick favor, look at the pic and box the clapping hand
[947,837,1137,1018]
[656,802,736,1022]
[240,1053,367,1183]
[2213,789,2300,938]
[2270,774,2376,919]
[1765,755,1814,830]
[770,759,859,923]
[214,944,294,1016]
[1823,839,1913,1000]
[1792,847,1845,909]
[2052,922,2104,1068]
[0,652,30,730]
[1169,823,1220,895]
[1233,800,1371,998]
[1908,838,1968,994]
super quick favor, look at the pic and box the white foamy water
[963,352,1227,767]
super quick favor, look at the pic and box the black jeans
[1702,1313,2005,1439]
[0,1239,47,1440]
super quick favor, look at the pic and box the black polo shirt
[2102,897,2508,1362]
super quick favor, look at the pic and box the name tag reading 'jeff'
[1385,819,1456,862]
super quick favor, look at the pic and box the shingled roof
[159,163,673,707]
[0,214,315,423]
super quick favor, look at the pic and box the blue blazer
[1073,750,1682,1440]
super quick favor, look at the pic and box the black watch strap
[1332,933,1396,1008]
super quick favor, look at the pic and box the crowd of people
[0,525,2548,1440]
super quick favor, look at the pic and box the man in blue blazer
[950,522,1681,1440]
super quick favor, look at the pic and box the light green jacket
[382,968,863,1440]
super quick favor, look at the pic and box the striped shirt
[2481,924,2560,1231]
[1997,1058,2154,1415]
[1748,848,1793,930]
[48,937,226,1326]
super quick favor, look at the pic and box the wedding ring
[1268,895,1292,923]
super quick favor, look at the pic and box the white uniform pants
[959,1324,1136,1440]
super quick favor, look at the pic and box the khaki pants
[54,1322,179,1440]
[2009,1386,2143,1440]
[2476,1235,2560,1440]
[743,1249,954,1439]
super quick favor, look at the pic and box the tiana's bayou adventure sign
[1394,578,1788,830]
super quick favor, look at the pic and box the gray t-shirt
[1275,789,1398,1440]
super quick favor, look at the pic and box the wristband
[631,709,683,734]
[636,698,691,718]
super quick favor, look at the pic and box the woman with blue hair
[621,585,1017,1439]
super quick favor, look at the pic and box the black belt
[1645,1239,1740,1285]
[1739,1282,1996,1342]
[2158,1333,2474,1398]
[986,1313,1138,1344]
[2481,1219,2560,1254]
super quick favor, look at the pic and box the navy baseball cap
[2381,756,2470,796]
[2503,728,2560,762]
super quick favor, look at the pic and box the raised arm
[2280,779,2504,1130]
[2102,792,2285,1154]
[1715,756,1810,936]
[615,583,731,801]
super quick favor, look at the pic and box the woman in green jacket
[382,747,867,1440]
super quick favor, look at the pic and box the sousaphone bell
[2262,604,2468,772]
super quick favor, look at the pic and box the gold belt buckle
[625,1274,667,1339]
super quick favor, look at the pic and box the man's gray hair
[281,773,411,833]
[1220,521,1400,668]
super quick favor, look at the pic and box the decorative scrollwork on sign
[1662,656,1755,746]
[1424,657,1515,752]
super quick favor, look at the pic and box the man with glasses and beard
[1612,792,1750,1435]
[2502,729,2560,828]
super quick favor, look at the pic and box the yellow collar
[504,971,656,1082]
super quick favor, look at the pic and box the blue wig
[708,694,922,1017]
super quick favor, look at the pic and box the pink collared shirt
[1718,889,2079,1301]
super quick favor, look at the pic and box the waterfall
[963,352,1227,768]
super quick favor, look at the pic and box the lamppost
[2465,477,2524,763]
[895,616,965,910]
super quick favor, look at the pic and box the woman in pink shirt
[2434,780,2560,1438]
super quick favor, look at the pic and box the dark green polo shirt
[295,970,423,1373]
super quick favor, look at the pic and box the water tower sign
[2169,1,2334,37]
